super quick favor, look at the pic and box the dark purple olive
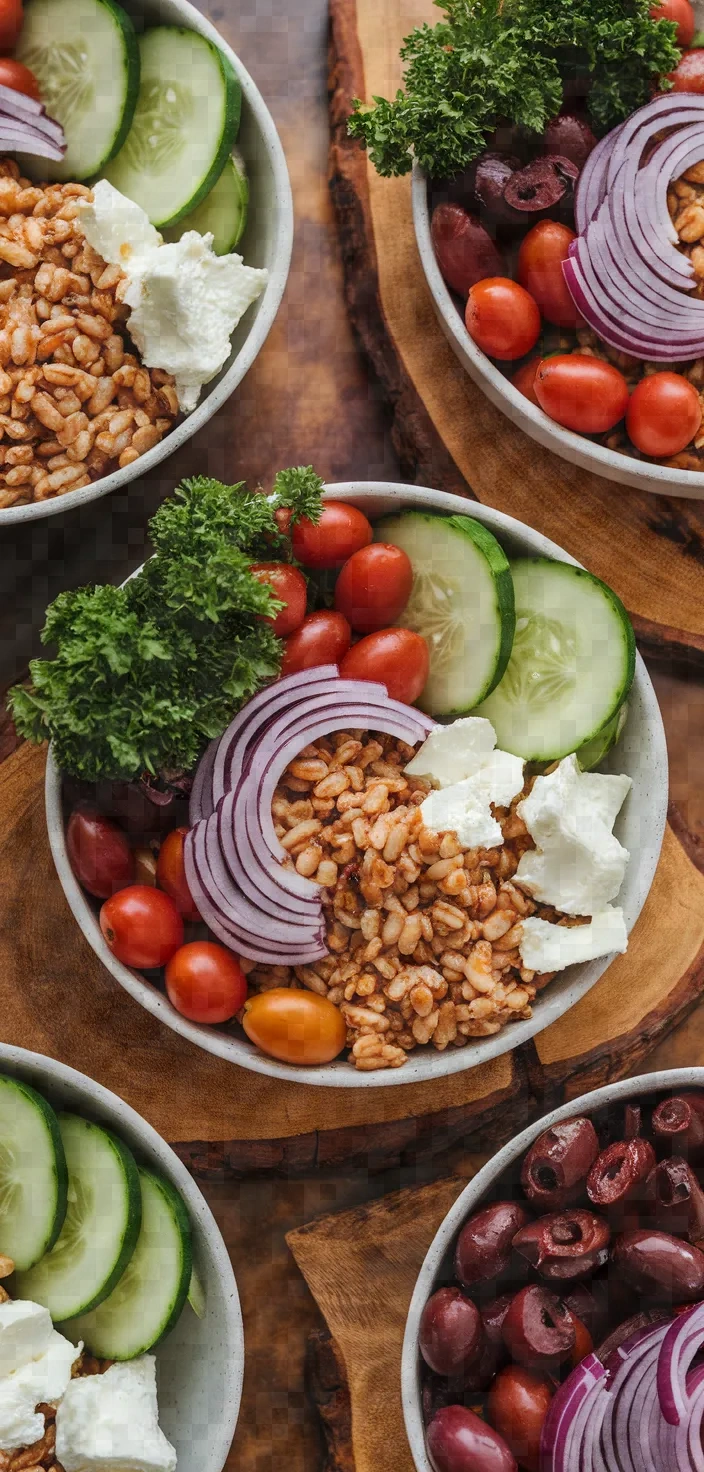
[513,1210,610,1282]
[652,1094,704,1160]
[502,1284,576,1369]
[646,1157,704,1242]
[587,1138,656,1210]
[427,1405,517,1472]
[542,113,596,169]
[420,1288,484,1378]
[560,1282,609,1340]
[612,1229,704,1301]
[521,1118,599,1211]
[624,1104,642,1140]
[431,204,505,297]
[474,152,521,223]
[455,1202,531,1289]
[481,1294,514,1352]
[596,1309,670,1364]
[502,156,579,222]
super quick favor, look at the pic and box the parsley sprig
[348,0,681,179]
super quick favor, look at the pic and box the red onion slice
[658,1303,704,1426]
[210,665,343,808]
[184,824,326,963]
[189,736,219,825]
[540,1353,606,1471]
[575,127,623,232]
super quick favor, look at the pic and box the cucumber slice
[162,152,248,255]
[15,1113,141,1321]
[0,1075,67,1272]
[61,1169,191,1360]
[17,0,139,183]
[576,702,629,772]
[187,1264,206,1319]
[374,510,515,717]
[477,558,636,762]
[104,27,241,229]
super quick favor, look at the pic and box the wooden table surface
[1,2,703,1467]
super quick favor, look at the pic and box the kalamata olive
[624,1103,642,1140]
[431,204,505,297]
[521,1118,599,1211]
[427,1405,517,1472]
[646,1157,704,1242]
[560,1282,609,1340]
[564,1308,593,1366]
[612,1229,704,1301]
[66,805,134,899]
[587,1138,656,1210]
[461,1338,503,1392]
[420,1289,484,1378]
[513,1210,610,1282]
[652,1094,704,1159]
[502,156,579,222]
[481,1294,514,1352]
[542,113,596,170]
[488,1365,552,1472]
[502,1285,576,1369]
[596,1309,670,1363]
[474,152,522,224]
[422,1375,464,1427]
[455,1202,531,1288]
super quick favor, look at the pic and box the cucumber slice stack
[0,1076,67,1271]
[163,151,249,255]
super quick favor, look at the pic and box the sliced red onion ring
[540,1352,606,1471]
[210,665,343,809]
[658,1302,704,1426]
[184,829,326,964]
[188,735,219,825]
[575,127,623,232]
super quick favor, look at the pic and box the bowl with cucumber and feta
[0,1043,243,1471]
[0,0,292,523]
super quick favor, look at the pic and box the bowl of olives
[402,1069,704,1472]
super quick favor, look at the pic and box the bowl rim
[411,163,704,501]
[0,0,294,527]
[401,1065,704,1472]
[45,479,668,1087]
[0,1038,243,1472]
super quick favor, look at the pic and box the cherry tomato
[280,609,352,675]
[334,543,413,633]
[339,628,430,705]
[517,221,581,329]
[667,46,704,91]
[133,844,159,886]
[488,1366,552,1472]
[652,0,695,47]
[242,987,347,1064]
[534,354,630,433]
[292,502,373,569]
[250,562,307,637]
[465,278,541,361]
[156,827,201,921]
[0,0,23,51]
[165,942,247,1023]
[626,371,702,457]
[512,356,541,406]
[67,806,134,899]
[100,886,184,969]
[0,59,39,100]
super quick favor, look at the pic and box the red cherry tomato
[488,1366,552,1472]
[334,543,413,633]
[250,562,307,637]
[292,502,373,569]
[156,827,201,921]
[652,0,695,47]
[339,628,429,704]
[280,609,352,675]
[534,354,630,433]
[667,46,704,91]
[100,886,184,969]
[626,371,702,457]
[0,59,39,100]
[0,0,23,50]
[165,942,247,1023]
[517,221,581,329]
[465,278,541,361]
[66,806,134,899]
[511,357,541,406]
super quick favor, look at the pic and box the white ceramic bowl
[0,0,293,526]
[0,1041,242,1472]
[412,165,704,500]
[45,481,668,1086]
[402,1067,704,1472]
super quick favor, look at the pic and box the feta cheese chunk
[77,181,161,268]
[55,1356,176,1472]
[0,1300,51,1378]
[519,907,628,973]
[405,718,498,787]
[418,744,525,851]
[515,754,631,916]
[0,1304,80,1452]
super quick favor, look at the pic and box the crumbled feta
[515,754,632,917]
[0,1300,51,1378]
[55,1356,176,1472]
[405,718,498,787]
[0,1303,80,1451]
[413,719,525,850]
[519,907,628,973]
[78,180,268,413]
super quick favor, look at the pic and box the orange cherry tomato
[465,278,541,361]
[517,221,581,329]
[292,502,373,569]
[334,543,413,633]
[339,628,429,705]
[0,0,23,51]
[488,1366,552,1472]
[242,988,347,1064]
[667,46,704,91]
[626,371,702,457]
[0,58,39,100]
[280,610,352,675]
[166,941,247,1023]
[250,562,307,637]
[511,356,542,406]
[652,0,695,47]
[100,886,184,969]
[156,827,201,921]
[534,354,630,433]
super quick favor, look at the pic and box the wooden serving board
[328,0,704,672]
